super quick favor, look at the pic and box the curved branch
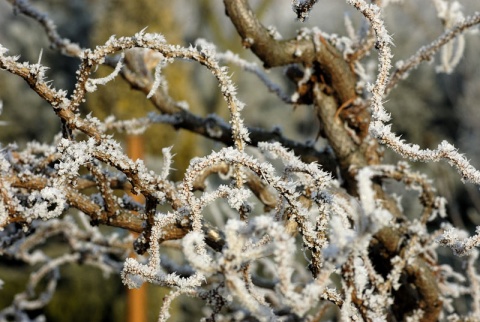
[386,12,480,96]
[223,0,357,104]
[5,173,225,252]
[0,54,102,141]
[224,0,316,68]
[106,55,337,172]
[5,0,82,56]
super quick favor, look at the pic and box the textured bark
[223,1,442,320]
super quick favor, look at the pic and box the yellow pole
[127,134,148,322]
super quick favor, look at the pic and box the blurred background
[0,0,479,320]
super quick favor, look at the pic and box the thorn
[37,48,44,65]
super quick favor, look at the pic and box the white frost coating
[160,146,173,180]
[195,38,217,58]
[2,6,480,317]
[38,187,67,220]
[146,54,166,99]
[437,226,480,256]
[55,138,95,180]
[104,113,171,135]
[85,52,125,92]
[226,274,274,321]
[0,153,10,173]
[434,196,448,219]
[405,309,425,322]
[175,100,189,110]
[433,0,464,26]
[27,187,67,220]
[353,257,368,298]
[291,0,319,22]
[216,50,291,103]
[0,44,8,56]
[356,167,393,233]
[0,200,9,229]
[222,217,285,316]
[432,0,466,73]
[357,167,377,216]
[267,25,283,40]
[347,0,480,188]
[344,13,357,42]
[226,187,251,210]
[122,211,206,290]
[323,215,356,261]
[193,38,251,149]
[182,231,217,274]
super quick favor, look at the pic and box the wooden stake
[126,134,148,322]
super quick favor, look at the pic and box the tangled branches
[1,0,480,321]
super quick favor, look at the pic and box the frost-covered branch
[437,226,480,256]
[386,11,480,94]
[1,0,480,321]
[347,1,480,188]
[5,0,82,56]
[292,0,319,22]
